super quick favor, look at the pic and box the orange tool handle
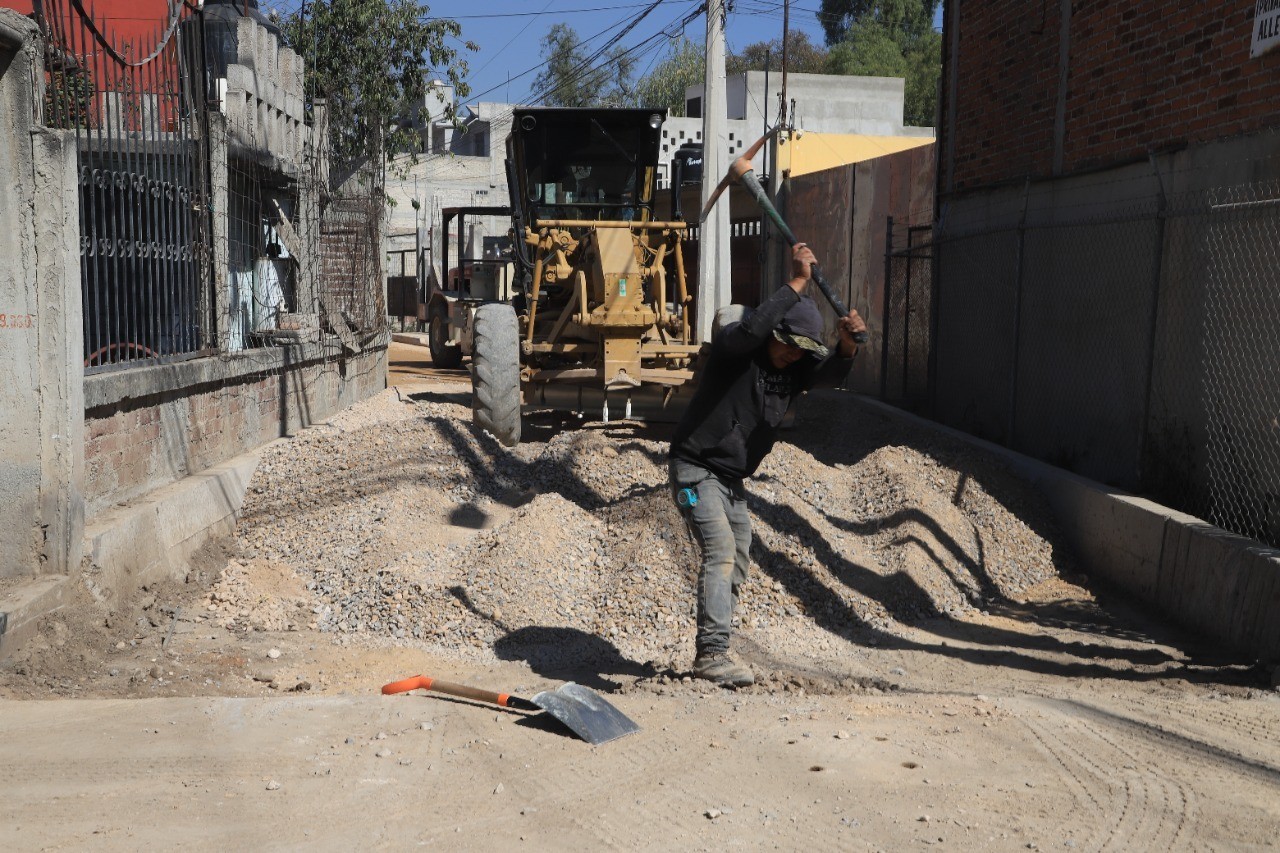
[381,675,539,711]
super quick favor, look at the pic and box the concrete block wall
[944,0,1280,192]
[224,17,309,165]
[82,344,387,515]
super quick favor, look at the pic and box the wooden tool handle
[381,675,540,711]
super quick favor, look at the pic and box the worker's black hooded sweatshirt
[669,286,855,481]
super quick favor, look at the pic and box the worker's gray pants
[669,459,752,655]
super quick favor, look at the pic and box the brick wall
[83,346,385,514]
[946,2,1278,191]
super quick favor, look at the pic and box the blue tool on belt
[677,487,699,508]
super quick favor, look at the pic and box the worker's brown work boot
[692,651,755,687]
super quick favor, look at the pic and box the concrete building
[663,70,933,187]
[384,94,516,290]
[0,2,387,655]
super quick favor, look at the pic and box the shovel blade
[531,683,640,745]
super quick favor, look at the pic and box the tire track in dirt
[1046,697,1280,785]
[1018,694,1280,851]
[1103,694,1280,770]
[1020,713,1161,851]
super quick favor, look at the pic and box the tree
[726,31,828,76]
[532,23,636,108]
[819,0,943,127]
[632,37,704,115]
[818,0,939,45]
[281,0,475,170]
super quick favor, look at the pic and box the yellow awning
[776,130,934,178]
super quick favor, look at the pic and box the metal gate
[881,218,935,411]
[39,0,212,371]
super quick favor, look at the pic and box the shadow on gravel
[750,490,1260,687]
[406,388,472,408]
[494,627,658,693]
[447,586,657,692]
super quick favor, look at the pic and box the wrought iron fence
[925,178,1280,548]
[40,0,212,372]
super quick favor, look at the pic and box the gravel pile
[211,386,1075,672]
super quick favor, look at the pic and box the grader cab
[465,108,701,446]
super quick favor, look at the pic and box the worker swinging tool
[668,130,869,687]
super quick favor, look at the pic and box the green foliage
[819,2,942,127]
[533,23,637,108]
[45,68,94,130]
[726,31,828,75]
[632,37,704,114]
[818,0,940,45]
[281,0,475,171]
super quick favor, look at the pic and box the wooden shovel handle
[381,674,540,711]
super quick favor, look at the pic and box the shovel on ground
[382,675,640,745]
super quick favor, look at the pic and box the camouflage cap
[772,296,830,360]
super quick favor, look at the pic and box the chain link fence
[907,175,1280,548]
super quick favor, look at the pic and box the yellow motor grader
[447,108,701,446]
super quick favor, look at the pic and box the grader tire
[471,303,521,447]
[428,301,463,369]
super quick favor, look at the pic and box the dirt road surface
[2,342,1278,850]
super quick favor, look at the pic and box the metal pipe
[881,216,893,399]
[524,240,544,343]
[533,219,688,230]
[526,382,694,423]
[576,266,589,325]
[653,265,668,329]
[673,231,690,341]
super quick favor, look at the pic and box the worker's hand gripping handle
[735,166,869,345]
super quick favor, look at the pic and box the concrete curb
[849,395,1280,661]
[391,332,429,347]
[80,448,263,610]
[0,575,72,659]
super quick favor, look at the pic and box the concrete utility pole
[696,0,731,343]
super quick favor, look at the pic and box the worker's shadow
[494,626,658,693]
[447,585,656,692]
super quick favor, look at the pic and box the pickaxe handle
[733,167,868,345]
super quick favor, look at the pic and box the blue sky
[413,1,942,106]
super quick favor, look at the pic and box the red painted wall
[1,0,172,42]
[7,0,188,132]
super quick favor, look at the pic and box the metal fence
[318,193,385,332]
[881,219,934,411]
[35,0,387,372]
[900,178,1280,548]
[41,0,212,371]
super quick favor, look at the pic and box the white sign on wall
[1252,0,1280,57]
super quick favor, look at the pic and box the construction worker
[668,244,867,687]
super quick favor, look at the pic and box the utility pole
[781,0,791,127]
[697,0,731,343]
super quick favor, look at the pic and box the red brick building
[939,2,1280,194]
